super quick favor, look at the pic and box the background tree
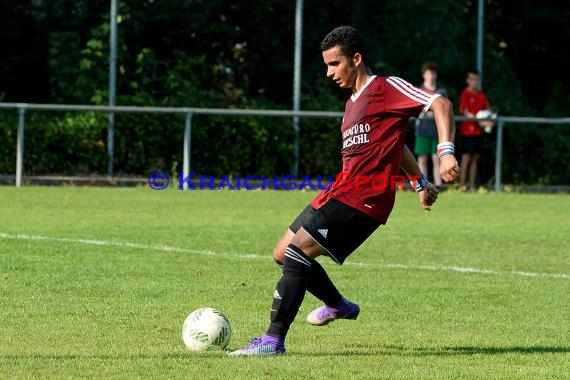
[0,0,568,184]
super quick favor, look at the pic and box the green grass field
[1,186,569,379]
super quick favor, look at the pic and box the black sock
[274,255,342,307]
[307,260,343,307]
[267,244,312,338]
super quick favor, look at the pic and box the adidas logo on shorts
[318,228,328,238]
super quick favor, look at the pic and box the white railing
[1,102,569,191]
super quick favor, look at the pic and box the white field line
[1,231,568,280]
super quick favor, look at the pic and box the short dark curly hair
[320,26,368,65]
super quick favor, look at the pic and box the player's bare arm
[429,96,460,182]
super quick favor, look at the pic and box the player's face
[322,46,358,89]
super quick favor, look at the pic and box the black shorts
[288,199,381,265]
[461,135,483,154]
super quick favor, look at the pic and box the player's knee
[282,244,312,274]
[273,230,294,265]
[273,245,285,266]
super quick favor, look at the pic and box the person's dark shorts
[288,199,381,265]
[461,135,483,154]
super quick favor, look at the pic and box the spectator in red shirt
[458,69,491,191]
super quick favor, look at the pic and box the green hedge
[1,109,569,185]
[0,110,297,178]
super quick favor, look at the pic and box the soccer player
[230,26,459,356]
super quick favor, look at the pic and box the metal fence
[1,102,569,191]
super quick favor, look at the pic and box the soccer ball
[476,109,497,133]
[182,307,231,351]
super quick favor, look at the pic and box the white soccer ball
[182,307,231,351]
[476,109,497,133]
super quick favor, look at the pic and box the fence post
[182,112,193,190]
[292,0,303,179]
[107,0,119,176]
[494,120,504,192]
[16,105,27,188]
[293,120,300,178]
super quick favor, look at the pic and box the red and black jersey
[311,76,440,224]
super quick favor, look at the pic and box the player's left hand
[440,154,460,183]
[419,182,439,211]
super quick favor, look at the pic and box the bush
[1,107,569,186]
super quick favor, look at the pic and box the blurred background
[0,0,569,186]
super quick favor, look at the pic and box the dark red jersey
[311,76,440,224]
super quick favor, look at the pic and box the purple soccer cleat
[306,298,360,326]
[229,334,286,356]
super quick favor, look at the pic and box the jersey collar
[351,75,377,102]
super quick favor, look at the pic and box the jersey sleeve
[385,76,440,119]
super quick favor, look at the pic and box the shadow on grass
[291,344,570,357]
[0,352,225,360]
[378,345,570,357]
[2,345,569,360]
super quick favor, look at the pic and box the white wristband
[437,142,454,158]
